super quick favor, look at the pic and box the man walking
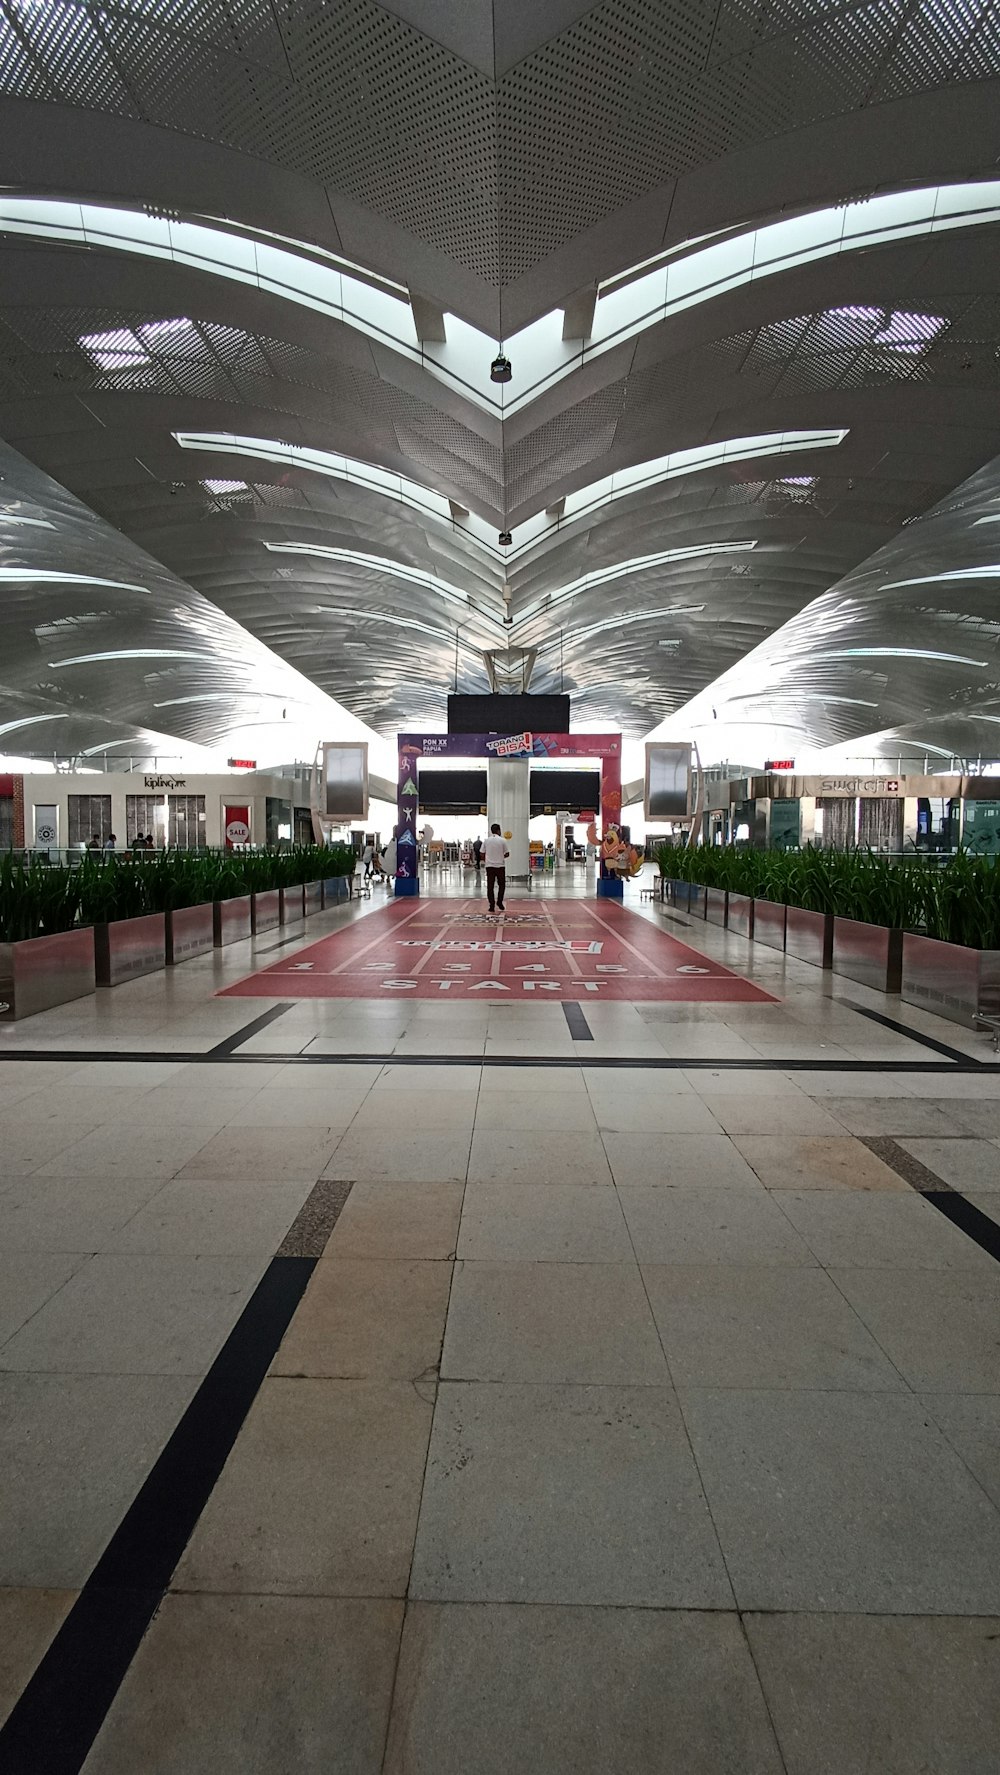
[484,822,509,915]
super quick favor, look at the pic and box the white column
[487,758,529,880]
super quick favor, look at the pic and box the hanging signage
[227,758,256,769]
[765,759,795,771]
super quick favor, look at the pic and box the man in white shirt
[483,823,509,914]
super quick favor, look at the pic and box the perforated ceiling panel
[496,0,1000,279]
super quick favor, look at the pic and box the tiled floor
[1,872,999,1771]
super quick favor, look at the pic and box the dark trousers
[486,866,506,911]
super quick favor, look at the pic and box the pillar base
[596,877,624,900]
[394,877,420,897]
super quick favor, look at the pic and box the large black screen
[529,770,600,814]
[417,769,488,812]
[447,694,570,735]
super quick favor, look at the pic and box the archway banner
[395,731,622,890]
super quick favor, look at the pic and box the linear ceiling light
[0,713,67,736]
[880,566,1000,589]
[303,605,470,646]
[177,431,845,564]
[810,647,990,666]
[263,543,482,615]
[0,568,150,593]
[49,649,218,667]
[518,543,755,626]
[539,605,706,650]
[1,185,994,416]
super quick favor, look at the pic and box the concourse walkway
[1,870,999,1772]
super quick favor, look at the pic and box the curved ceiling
[2,0,1000,762]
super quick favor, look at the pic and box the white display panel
[645,743,692,819]
[323,742,369,820]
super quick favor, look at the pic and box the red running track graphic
[219,899,775,1004]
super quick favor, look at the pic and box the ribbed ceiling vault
[1,0,1000,757]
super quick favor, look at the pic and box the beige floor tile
[700,1094,846,1136]
[175,1127,341,1181]
[746,1613,1000,1775]
[473,1090,595,1131]
[349,1090,477,1132]
[325,1129,472,1185]
[732,1135,908,1191]
[442,1260,668,1384]
[458,1182,631,1261]
[85,1594,402,1775]
[0,1587,76,1726]
[385,1604,783,1775]
[0,1252,87,1345]
[1,1253,264,1375]
[102,1178,310,1257]
[590,1093,723,1135]
[410,1381,732,1608]
[271,1257,451,1378]
[467,1128,611,1186]
[176,1378,433,1596]
[0,1372,196,1586]
[327,1180,463,1260]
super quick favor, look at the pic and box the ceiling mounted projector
[490,354,512,383]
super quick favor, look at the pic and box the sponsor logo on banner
[486,731,532,757]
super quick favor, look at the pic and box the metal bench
[973,1012,1000,1052]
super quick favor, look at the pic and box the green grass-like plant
[662,844,1000,949]
[0,845,356,944]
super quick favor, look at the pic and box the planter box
[669,879,704,916]
[94,912,166,988]
[902,933,1000,1027]
[0,927,95,1021]
[832,916,903,994]
[303,880,323,917]
[704,886,728,928]
[213,895,252,948]
[251,889,281,936]
[323,876,350,904]
[281,886,305,925]
[753,898,787,951]
[165,902,215,966]
[726,893,754,939]
[785,905,833,970]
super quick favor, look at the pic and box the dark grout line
[843,1000,976,1064]
[4,1048,1000,1072]
[860,1135,1000,1268]
[562,1003,594,1041]
[0,1254,317,1774]
[922,1190,1000,1263]
[207,1002,294,1056]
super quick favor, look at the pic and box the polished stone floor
[1,869,999,1772]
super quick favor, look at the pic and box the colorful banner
[224,804,251,848]
[395,732,622,889]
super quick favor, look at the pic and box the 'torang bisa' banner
[395,732,622,882]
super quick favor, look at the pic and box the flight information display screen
[447,694,570,734]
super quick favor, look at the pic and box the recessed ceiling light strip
[174,430,846,566]
[1,185,994,416]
